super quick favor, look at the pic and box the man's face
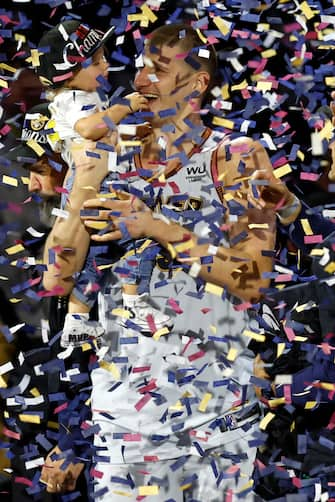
[134,43,204,127]
[28,156,65,197]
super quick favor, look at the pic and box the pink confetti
[225,465,240,475]
[284,384,292,404]
[143,455,159,461]
[284,324,296,342]
[303,235,323,244]
[241,88,251,99]
[135,393,152,412]
[54,186,69,194]
[188,350,206,362]
[0,124,11,135]
[175,51,189,59]
[181,337,194,356]
[274,274,293,282]
[53,71,74,83]
[234,302,252,311]
[168,181,180,193]
[300,172,320,181]
[133,29,142,40]
[123,433,142,441]
[54,402,68,414]
[90,468,104,479]
[14,477,33,487]
[207,35,219,44]
[167,298,183,314]
[132,366,151,373]
[146,313,156,334]
[292,477,302,488]
[138,379,157,394]
[3,427,20,440]
[225,489,233,502]
[8,203,23,214]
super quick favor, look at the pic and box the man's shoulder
[215,135,260,159]
[211,136,272,193]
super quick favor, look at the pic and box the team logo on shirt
[155,194,203,212]
[186,162,208,181]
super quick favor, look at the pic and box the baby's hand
[125,92,149,113]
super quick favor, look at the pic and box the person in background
[4,103,92,502]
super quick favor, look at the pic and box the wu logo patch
[186,163,207,180]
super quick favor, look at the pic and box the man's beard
[39,195,61,228]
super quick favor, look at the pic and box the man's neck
[141,112,206,163]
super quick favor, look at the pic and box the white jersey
[48,89,108,167]
[93,128,256,463]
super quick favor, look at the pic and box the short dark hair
[147,23,218,96]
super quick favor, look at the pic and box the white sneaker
[121,293,173,334]
[61,314,105,348]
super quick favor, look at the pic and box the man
[6,103,67,199]
[41,23,276,501]
[4,104,92,502]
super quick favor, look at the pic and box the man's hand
[81,191,154,242]
[247,169,293,211]
[40,446,84,493]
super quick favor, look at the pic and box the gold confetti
[19,414,41,424]
[205,282,224,297]
[301,218,313,235]
[212,117,235,129]
[140,4,158,23]
[243,329,266,342]
[261,49,277,58]
[0,78,8,89]
[273,164,292,178]
[26,139,45,157]
[226,348,238,361]
[2,175,18,187]
[259,412,275,430]
[198,392,212,412]
[213,16,232,36]
[138,485,159,496]
[153,326,170,341]
[0,63,16,73]
[111,308,131,319]
[5,244,25,255]
[99,360,120,380]
[304,401,317,410]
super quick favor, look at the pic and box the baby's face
[68,48,109,92]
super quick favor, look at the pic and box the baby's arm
[74,93,148,141]
[108,92,148,124]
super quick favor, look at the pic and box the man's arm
[42,141,109,295]
[82,139,276,302]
